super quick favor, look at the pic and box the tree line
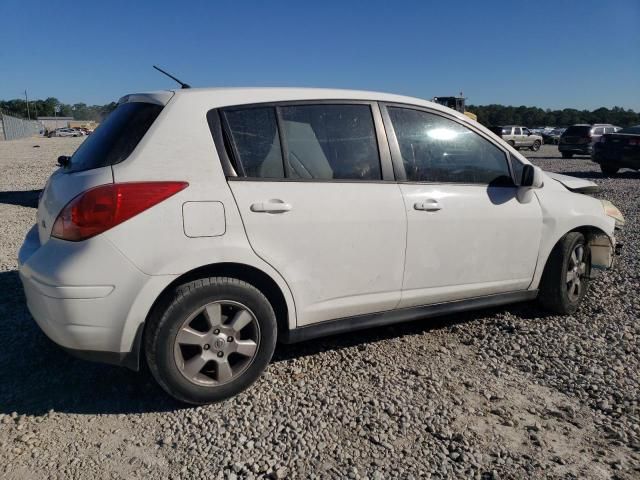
[1,97,639,128]
[467,104,639,128]
[0,98,118,122]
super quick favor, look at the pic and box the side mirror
[520,164,544,188]
[57,155,71,168]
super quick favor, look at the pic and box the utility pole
[24,90,31,120]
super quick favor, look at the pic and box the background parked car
[592,125,640,175]
[559,124,622,158]
[542,128,566,145]
[47,128,82,138]
[489,126,543,151]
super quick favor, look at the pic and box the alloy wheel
[566,244,587,302]
[173,301,260,386]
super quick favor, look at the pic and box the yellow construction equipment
[432,95,477,121]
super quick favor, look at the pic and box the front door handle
[414,199,442,212]
[250,200,292,213]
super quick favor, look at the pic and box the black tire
[600,164,619,176]
[145,277,277,404]
[561,152,573,159]
[531,140,541,151]
[538,232,591,315]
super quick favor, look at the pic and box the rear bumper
[592,150,640,168]
[18,225,158,370]
[559,144,592,155]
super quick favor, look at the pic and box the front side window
[387,107,512,185]
[223,107,284,178]
[279,104,381,180]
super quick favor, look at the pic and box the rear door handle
[414,199,442,212]
[250,200,292,213]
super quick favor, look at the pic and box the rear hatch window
[67,102,163,173]
[563,126,591,137]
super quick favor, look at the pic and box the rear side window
[387,107,512,185]
[279,104,381,180]
[593,127,604,135]
[223,108,284,178]
[221,104,382,181]
[68,102,163,173]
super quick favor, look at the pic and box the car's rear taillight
[51,181,188,241]
[629,138,640,146]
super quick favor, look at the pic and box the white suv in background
[19,88,623,404]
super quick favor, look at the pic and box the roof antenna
[153,65,191,89]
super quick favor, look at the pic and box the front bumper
[18,225,149,370]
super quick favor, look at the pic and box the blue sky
[1,0,639,110]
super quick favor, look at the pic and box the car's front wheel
[145,277,277,404]
[531,140,541,151]
[539,232,590,314]
[600,164,620,176]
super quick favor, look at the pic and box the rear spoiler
[118,91,175,106]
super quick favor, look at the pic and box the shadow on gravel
[0,268,553,416]
[0,270,183,416]
[271,300,554,364]
[0,189,42,208]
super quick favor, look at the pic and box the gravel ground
[0,139,638,479]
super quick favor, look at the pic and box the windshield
[68,102,163,173]
[620,126,640,134]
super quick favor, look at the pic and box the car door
[221,102,407,326]
[522,128,533,147]
[381,104,542,308]
[513,127,523,146]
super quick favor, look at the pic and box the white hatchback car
[19,88,623,404]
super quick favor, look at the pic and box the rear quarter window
[67,102,163,173]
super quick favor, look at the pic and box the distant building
[37,116,74,131]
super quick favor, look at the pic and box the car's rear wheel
[508,140,515,148]
[539,232,590,315]
[531,140,541,151]
[145,277,277,404]
[561,152,573,159]
[600,164,620,176]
